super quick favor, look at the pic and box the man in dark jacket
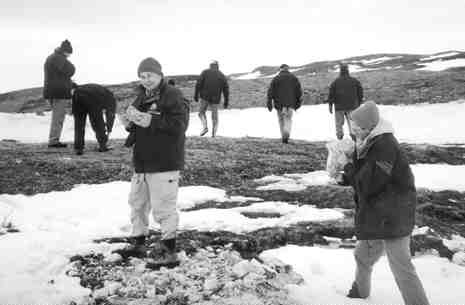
[342,101,429,305]
[72,83,116,155]
[120,57,189,268]
[267,64,303,144]
[194,60,229,137]
[328,63,363,140]
[43,39,76,148]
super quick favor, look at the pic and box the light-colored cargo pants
[128,171,180,240]
[277,107,294,141]
[198,99,219,136]
[48,99,70,144]
[334,110,353,140]
[354,236,429,305]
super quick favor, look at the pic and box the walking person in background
[194,60,229,137]
[328,63,363,140]
[43,39,75,148]
[267,64,303,144]
[341,101,430,305]
[119,57,189,267]
[72,83,116,155]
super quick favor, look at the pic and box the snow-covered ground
[262,245,465,305]
[420,51,460,61]
[419,58,465,71]
[1,100,465,145]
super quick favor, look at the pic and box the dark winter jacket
[267,70,303,110]
[328,71,363,111]
[43,49,76,99]
[72,84,116,132]
[343,119,416,240]
[194,67,229,106]
[128,81,189,173]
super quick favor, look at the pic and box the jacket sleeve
[349,139,397,201]
[149,90,188,136]
[194,72,204,101]
[295,78,303,109]
[328,81,336,107]
[357,80,363,105]
[267,78,275,108]
[222,76,229,104]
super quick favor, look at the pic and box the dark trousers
[73,110,107,150]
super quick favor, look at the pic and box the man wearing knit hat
[194,60,229,137]
[43,39,75,148]
[119,57,189,268]
[327,63,363,140]
[341,101,429,305]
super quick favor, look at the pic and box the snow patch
[418,58,465,71]
[420,52,460,61]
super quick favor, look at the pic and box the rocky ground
[1,137,465,304]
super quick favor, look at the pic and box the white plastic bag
[325,139,355,181]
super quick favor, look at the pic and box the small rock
[104,253,122,263]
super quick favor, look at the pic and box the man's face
[139,72,162,91]
[351,119,370,141]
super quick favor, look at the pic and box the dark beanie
[351,101,380,130]
[137,57,163,77]
[60,40,73,54]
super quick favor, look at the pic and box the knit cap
[350,101,379,130]
[59,39,73,54]
[137,57,163,77]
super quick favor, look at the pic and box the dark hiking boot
[282,138,289,144]
[75,149,83,156]
[98,146,111,152]
[146,238,179,270]
[113,235,147,259]
[48,142,67,148]
[347,282,365,299]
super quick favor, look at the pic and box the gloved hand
[194,96,199,103]
[126,106,152,128]
[329,103,333,114]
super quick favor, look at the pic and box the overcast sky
[1,0,464,93]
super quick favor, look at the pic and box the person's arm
[149,90,188,136]
[295,78,303,110]
[222,76,229,108]
[346,138,397,200]
[104,92,116,133]
[357,80,364,106]
[194,72,204,102]
[328,81,336,113]
[266,78,275,111]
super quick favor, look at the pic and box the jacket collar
[356,118,395,159]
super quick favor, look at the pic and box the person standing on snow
[72,83,116,155]
[194,60,229,137]
[43,39,76,148]
[266,64,303,144]
[120,57,189,267]
[341,101,429,305]
[327,63,363,140]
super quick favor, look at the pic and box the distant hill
[1,51,465,113]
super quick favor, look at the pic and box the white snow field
[1,100,465,145]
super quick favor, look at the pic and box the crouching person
[341,101,429,305]
[121,57,189,267]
